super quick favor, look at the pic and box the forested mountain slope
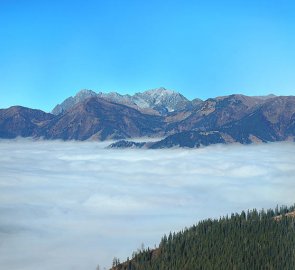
[111,205,295,270]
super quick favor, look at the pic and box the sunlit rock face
[52,89,97,115]
[52,87,193,116]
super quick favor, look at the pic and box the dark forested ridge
[110,205,295,270]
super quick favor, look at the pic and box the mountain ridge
[52,87,194,116]
[52,88,277,117]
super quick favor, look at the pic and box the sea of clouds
[0,139,294,269]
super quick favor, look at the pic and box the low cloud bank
[0,139,294,269]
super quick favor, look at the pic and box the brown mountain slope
[166,94,269,134]
[41,97,164,140]
[111,96,295,149]
[219,96,295,143]
[0,106,54,138]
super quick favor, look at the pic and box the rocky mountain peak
[75,89,97,99]
[51,87,194,116]
[142,87,176,96]
[52,89,97,115]
[132,87,190,114]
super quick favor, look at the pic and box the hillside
[0,106,54,138]
[110,205,295,270]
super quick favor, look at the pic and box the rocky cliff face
[131,87,191,114]
[52,87,197,116]
[52,89,97,115]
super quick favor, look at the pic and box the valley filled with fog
[0,139,294,270]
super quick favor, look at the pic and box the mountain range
[0,88,294,148]
[52,87,202,116]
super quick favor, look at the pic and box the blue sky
[1,0,295,111]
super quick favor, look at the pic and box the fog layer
[0,140,294,269]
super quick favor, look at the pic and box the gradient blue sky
[1,0,295,112]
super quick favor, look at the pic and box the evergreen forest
[111,205,295,270]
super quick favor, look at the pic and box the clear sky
[1,0,295,112]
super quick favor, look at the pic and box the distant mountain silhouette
[0,88,294,148]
